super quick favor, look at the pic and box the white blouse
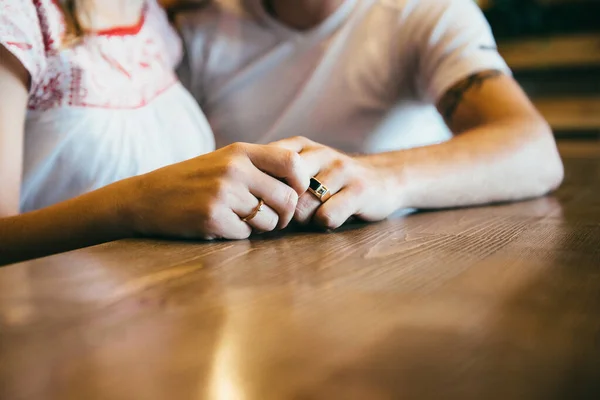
[0,0,215,212]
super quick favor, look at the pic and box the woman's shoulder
[0,0,65,52]
[0,0,64,90]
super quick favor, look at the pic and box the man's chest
[200,29,408,151]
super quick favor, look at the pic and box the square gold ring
[308,177,332,203]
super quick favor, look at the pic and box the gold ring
[242,199,264,222]
[308,177,332,203]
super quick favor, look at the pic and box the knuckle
[294,197,317,223]
[268,186,298,225]
[351,177,368,194]
[211,179,231,200]
[203,205,224,234]
[291,136,311,146]
[265,213,279,232]
[283,150,303,171]
[222,158,246,178]
[318,210,341,230]
[285,151,311,190]
[227,142,248,155]
[282,187,299,212]
[331,157,351,174]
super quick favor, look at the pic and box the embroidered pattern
[0,0,181,111]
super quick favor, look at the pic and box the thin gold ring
[242,199,264,222]
[308,177,332,203]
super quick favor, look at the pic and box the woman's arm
[0,46,309,266]
[0,185,134,266]
[0,46,26,216]
[0,46,135,265]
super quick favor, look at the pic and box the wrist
[360,151,410,211]
[103,176,144,238]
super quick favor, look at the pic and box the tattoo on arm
[438,70,503,123]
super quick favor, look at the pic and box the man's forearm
[364,117,564,210]
[0,183,133,266]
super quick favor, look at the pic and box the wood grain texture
[1,141,600,399]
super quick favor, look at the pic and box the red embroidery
[6,41,33,50]
[32,0,56,52]
[0,0,182,111]
[30,72,63,110]
[100,53,133,79]
[68,66,85,106]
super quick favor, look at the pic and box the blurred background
[478,0,600,139]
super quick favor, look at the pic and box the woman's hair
[56,0,85,45]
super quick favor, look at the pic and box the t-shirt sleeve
[0,0,48,93]
[407,0,511,104]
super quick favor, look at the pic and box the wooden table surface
[1,141,599,400]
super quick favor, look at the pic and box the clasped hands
[123,137,402,240]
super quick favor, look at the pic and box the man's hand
[270,137,403,230]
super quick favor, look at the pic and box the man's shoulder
[370,0,473,20]
[366,0,486,41]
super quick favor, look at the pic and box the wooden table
[1,141,599,400]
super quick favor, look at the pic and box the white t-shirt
[177,0,510,153]
[0,0,215,212]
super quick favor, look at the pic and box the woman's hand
[122,142,310,240]
[270,137,404,230]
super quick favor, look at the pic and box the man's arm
[272,0,563,228]
[272,71,563,229]
[390,0,563,209]
[389,70,563,210]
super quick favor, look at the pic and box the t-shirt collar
[248,0,359,41]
